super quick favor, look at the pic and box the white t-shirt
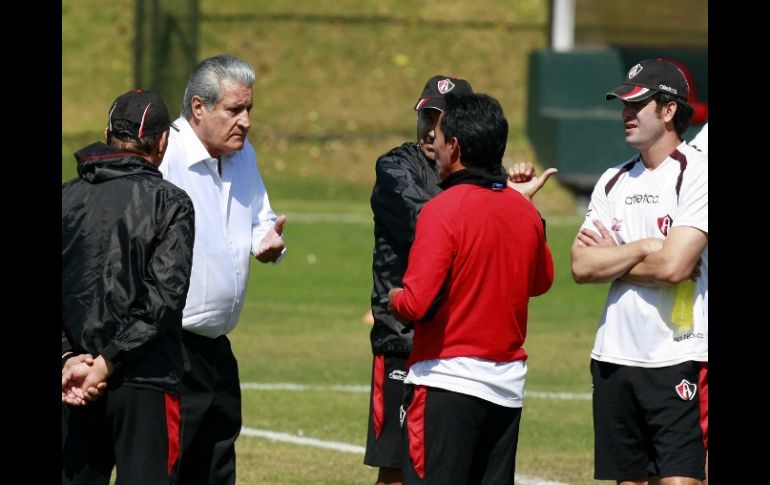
[405,357,526,408]
[581,141,708,367]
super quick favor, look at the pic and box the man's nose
[237,111,251,130]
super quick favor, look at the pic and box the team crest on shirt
[657,214,672,236]
[675,379,697,401]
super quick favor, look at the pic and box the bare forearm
[571,239,656,284]
[620,257,676,287]
[621,251,693,287]
[621,227,707,286]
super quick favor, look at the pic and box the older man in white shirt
[159,54,286,485]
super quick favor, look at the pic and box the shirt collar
[174,116,217,167]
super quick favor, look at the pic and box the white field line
[287,212,582,226]
[240,427,365,454]
[241,382,591,401]
[241,382,369,393]
[240,426,569,485]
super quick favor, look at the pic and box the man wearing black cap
[570,58,708,484]
[62,89,195,484]
[388,92,554,484]
[365,75,472,484]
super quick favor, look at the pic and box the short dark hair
[653,92,693,138]
[440,93,508,171]
[107,119,163,155]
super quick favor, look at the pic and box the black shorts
[364,352,409,468]
[62,384,181,484]
[401,384,521,485]
[591,359,708,481]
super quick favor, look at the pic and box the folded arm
[621,226,707,286]
[570,219,663,284]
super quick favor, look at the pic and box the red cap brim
[605,84,655,102]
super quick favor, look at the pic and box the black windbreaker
[369,142,442,354]
[62,142,195,392]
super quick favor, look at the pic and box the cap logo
[658,84,678,95]
[628,64,643,79]
[437,79,455,94]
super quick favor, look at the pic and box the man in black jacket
[365,75,473,485]
[62,89,195,485]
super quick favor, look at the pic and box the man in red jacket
[389,93,554,485]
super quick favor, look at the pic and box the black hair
[653,92,693,138]
[106,119,163,155]
[440,93,508,172]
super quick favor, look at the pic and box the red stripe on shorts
[408,385,427,479]
[372,354,385,438]
[698,362,708,449]
[165,393,181,475]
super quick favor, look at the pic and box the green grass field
[63,1,625,483]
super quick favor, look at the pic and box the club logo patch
[437,79,455,94]
[675,379,697,401]
[628,63,643,79]
[657,214,672,236]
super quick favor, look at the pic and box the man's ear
[103,126,109,141]
[450,136,461,163]
[662,101,677,124]
[190,96,206,121]
[158,130,169,155]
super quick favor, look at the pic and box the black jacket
[370,142,442,354]
[62,142,195,392]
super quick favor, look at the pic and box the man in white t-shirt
[570,58,708,485]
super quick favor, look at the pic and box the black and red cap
[414,75,473,112]
[605,58,690,102]
[107,89,178,138]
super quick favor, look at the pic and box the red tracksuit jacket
[391,183,554,367]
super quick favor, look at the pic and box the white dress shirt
[159,117,281,337]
